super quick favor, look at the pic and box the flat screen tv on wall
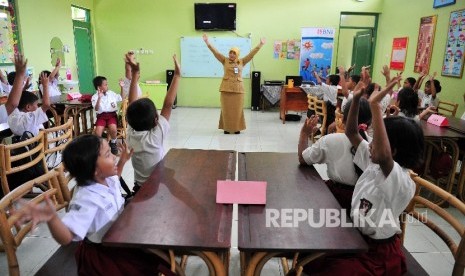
[194,3,236,31]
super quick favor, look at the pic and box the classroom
[0,0,465,275]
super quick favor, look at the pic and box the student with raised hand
[418,72,441,108]
[15,135,171,275]
[203,33,265,134]
[38,58,62,97]
[8,70,50,137]
[125,53,181,194]
[0,54,27,124]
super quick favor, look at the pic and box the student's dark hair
[384,116,424,169]
[397,87,418,118]
[127,98,158,131]
[365,83,378,98]
[7,72,16,85]
[425,79,442,93]
[18,91,39,110]
[343,98,372,141]
[405,77,416,87]
[350,75,361,84]
[93,76,107,90]
[62,134,101,187]
[328,74,340,86]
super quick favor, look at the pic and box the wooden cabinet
[280,86,308,124]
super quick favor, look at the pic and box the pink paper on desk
[216,180,267,204]
[427,114,449,127]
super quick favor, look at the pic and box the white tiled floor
[0,107,458,275]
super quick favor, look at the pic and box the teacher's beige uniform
[206,44,262,132]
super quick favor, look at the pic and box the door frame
[336,12,379,73]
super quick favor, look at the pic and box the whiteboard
[180,37,252,78]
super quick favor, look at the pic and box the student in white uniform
[38,58,62,98]
[91,76,123,155]
[298,97,371,211]
[15,135,171,275]
[125,53,180,194]
[414,71,441,108]
[119,51,142,99]
[8,72,50,136]
[0,55,27,124]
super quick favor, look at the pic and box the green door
[351,30,373,75]
[73,20,95,94]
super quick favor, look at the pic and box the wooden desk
[103,148,236,276]
[280,86,308,124]
[238,152,367,276]
[49,95,93,136]
[418,119,465,202]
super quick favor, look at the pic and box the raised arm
[338,66,348,97]
[345,81,366,149]
[429,72,437,99]
[313,71,322,85]
[160,55,181,121]
[298,115,319,164]
[381,65,391,86]
[40,72,50,112]
[5,54,27,115]
[125,51,134,80]
[49,58,61,81]
[413,69,427,92]
[125,52,140,105]
[241,38,266,65]
[203,33,226,63]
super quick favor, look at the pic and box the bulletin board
[0,0,21,65]
[180,36,251,78]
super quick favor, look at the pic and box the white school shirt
[303,83,337,106]
[351,140,415,239]
[91,90,122,114]
[7,108,48,136]
[1,82,11,95]
[0,105,7,124]
[62,176,125,243]
[302,133,359,186]
[127,115,170,184]
[121,77,142,99]
[417,90,439,108]
[39,79,61,97]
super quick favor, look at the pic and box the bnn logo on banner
[299,27,335,83]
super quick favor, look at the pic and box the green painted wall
[14,0,92,89]
[92,0,383,107]
[374,0,465,116]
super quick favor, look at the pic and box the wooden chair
[42,118,73,170]
[98,98,128,141]
[311,98,328,142]
[0,132,48,196]
[0,170,68,276]
[437,100,458,117]
[401,172,465,276]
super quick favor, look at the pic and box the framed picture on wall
[390,37,408,71]
[433,0,456,9]
[441,9,465,78]
[414,15,437,74]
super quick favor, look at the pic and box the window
[71,6,89,22]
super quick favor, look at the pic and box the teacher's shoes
[224,131,241,134]
[224,131,230,134]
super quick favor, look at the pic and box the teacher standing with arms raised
[203,33,266,134]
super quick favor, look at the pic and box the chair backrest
[402,172,465,276]
[312,98,328,142]
[117,98,128,140]
[42,118,73,169]
[437,100,458,117]
[0,170,67,276]
[0,132,48,195]
[307,94,316,111]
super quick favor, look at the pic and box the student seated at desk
[298,97,371,212]
[414,70,441,108]
[0,55,27,125]
[38,57,63,98]
[295,75,424,275]
[15,135,171,275]
[125,53,180,194]
[8,71,50,137]
[0,67,33,95]
[91,76,122,155]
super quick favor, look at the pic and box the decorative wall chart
[441,9,465,78]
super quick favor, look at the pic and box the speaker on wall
[166,69,177,109]
[251,71,261,111]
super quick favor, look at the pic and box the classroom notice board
[180,37,251,78]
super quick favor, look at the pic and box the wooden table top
[103,148,236,251]
[419,118,465,139]
[238,152,367,253]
